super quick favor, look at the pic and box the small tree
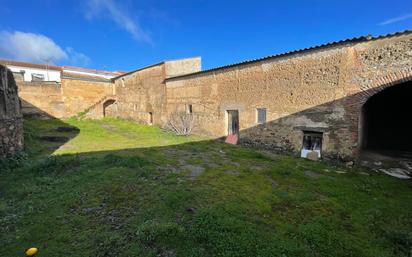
[167,111,195,136]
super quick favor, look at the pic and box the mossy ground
[1,118,411,257]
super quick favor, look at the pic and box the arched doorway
[361,80,412,157]
[103,99,116,117]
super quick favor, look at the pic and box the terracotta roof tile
[0,59,62,71]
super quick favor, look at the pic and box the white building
[0,59,62,82]
[0,59,125,83]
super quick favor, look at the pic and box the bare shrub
[167,111,195,136]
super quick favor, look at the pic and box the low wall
[17,79,114,118]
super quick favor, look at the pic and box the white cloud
[0,31,67,63]
[65,47,91,67]
[0,31,91,67]
[379,13,412,26]
[84,0,151,43]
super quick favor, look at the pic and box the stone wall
[113,64,165,124]
[165,33,412,160]
[17,79,114,118]
[61,79,114,117]
[112,57,201,125]
[18,81,64,117]
[8,34,411,161]
[14,57,201,122]
[0,65,23,156]
[82,96,117,119]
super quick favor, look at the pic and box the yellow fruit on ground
[25,247,38,256]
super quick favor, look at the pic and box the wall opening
[103,99,116,117]
[148,112,153,125]
[256,108,267,124]
[227,110,239,135]
[301,131,323,159]
[361,80,412,156]
[186,104,193,114]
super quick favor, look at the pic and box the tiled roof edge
[165,30,412,81]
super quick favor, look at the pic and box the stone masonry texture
[110,58,201,124]
[13,32,412,161]
[17,79,114,118]
[165,33,412,161]
[0,65,23,156]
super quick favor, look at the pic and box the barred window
[302,131,323,151]
[31,73,44,81]
[257,108,267,124]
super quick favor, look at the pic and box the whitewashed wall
[6,65,61,82]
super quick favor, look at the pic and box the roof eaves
[165,30,412,81]
[62,66,123,76]
[0,59,62,71]
[61,74,112,83]
[112,61,165,80]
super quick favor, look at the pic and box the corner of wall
[164,57,202,78]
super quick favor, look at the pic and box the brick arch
[103,98,116,117]
[355,68,412,155]
[358,67,412,108]
[345,68,412,158]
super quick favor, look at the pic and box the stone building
[9,30,412,162]
[110,58,201,124]
[164,31,412,161]
[0,59,122,118]
[0,65,23,156]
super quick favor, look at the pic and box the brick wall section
[0,65,23,156]
[343,36,412,157]
[165,33,412,160]
[17,79,114,118]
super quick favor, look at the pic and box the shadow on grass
[2,78,412,256]
[1,114,411,257]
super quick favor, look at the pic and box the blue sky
[0,0,411,72]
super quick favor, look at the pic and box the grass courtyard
[1,118,411,257]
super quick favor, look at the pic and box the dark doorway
[362,81,412,156]
[103,99,116,117]
[148,112,153,125]
[227,110,239,135]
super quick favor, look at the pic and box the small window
[301,131,323,159]
[257,108,267,124]
[31,73,44,81]
[186,104,193,114]
[12,72,24,81]
[148,112,153,125]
